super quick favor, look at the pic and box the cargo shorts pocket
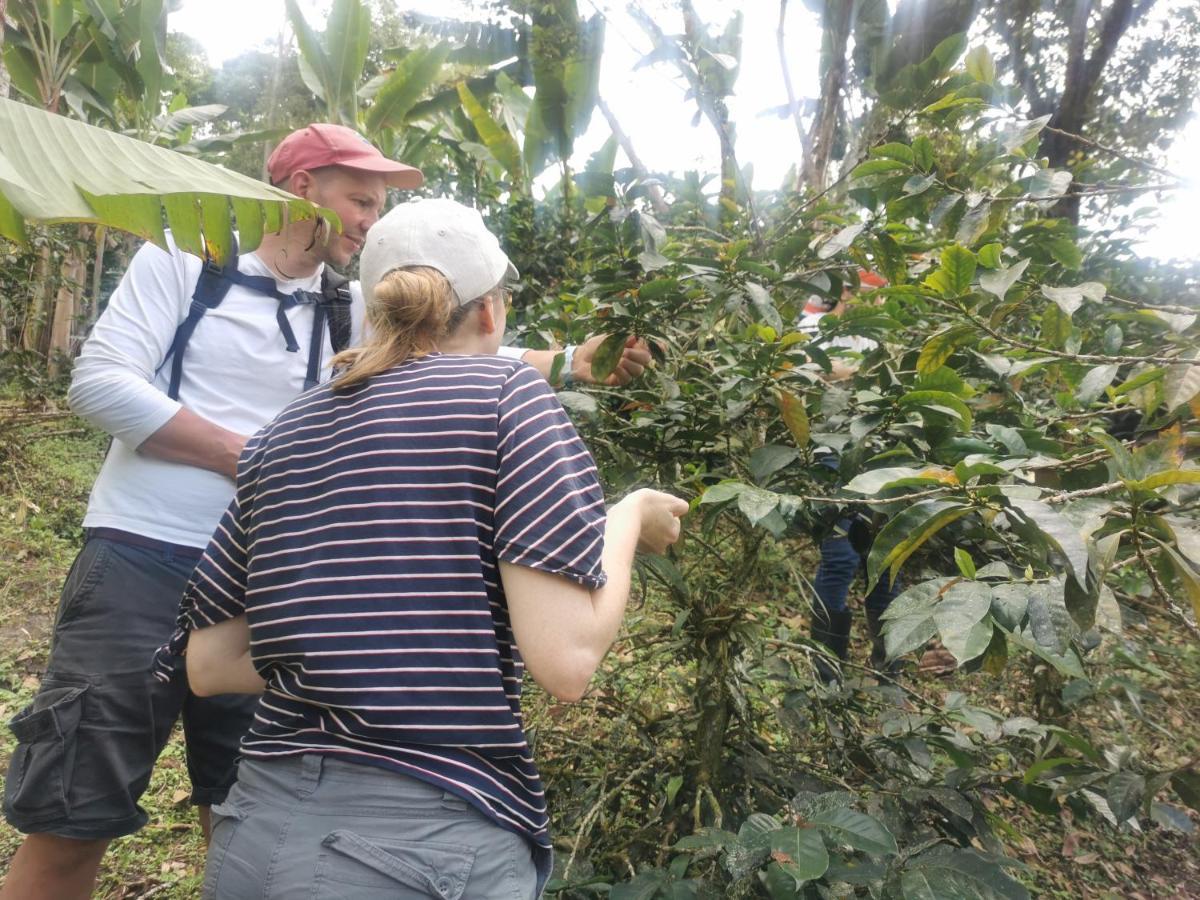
[314,830,476,900]
[3,680,90,823]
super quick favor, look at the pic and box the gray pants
[204,753,542,899]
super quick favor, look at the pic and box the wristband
[561,344,577,386]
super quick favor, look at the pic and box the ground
[0,410,1196,897]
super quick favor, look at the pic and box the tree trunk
[21,243,54,354]
[1045,0,1141,222]
[807,0,853,189]
[47,243,85,374]
[0,0,10,100]
[694,630,732,793]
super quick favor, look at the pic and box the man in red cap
[0,122,650,899]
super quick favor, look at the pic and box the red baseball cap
[266,124,423,189]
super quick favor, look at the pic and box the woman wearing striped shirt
[154,198,687,899]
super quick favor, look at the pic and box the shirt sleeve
[493,364,607,588]
[496,344,527,360]
[67,238,190,448]
[152,439,260,680]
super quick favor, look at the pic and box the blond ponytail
[331,267,461,390]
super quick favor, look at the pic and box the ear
[475,295,499,335]
[288,170,316,199]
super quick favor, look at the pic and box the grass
[0,410,1197,897]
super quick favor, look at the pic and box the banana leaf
[0,97,331,264]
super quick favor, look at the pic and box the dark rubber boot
[865,607,900,678]
[811,609,852,684]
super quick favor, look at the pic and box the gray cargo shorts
[2,533,259,840]
[204,753,544,899]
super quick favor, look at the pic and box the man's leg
[182,689,259,847]
[0,834,110,900]
[864,570,902,674]
[1,537,195,899]
[811,521,859,681]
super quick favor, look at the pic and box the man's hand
[573,335,652,387]
[138,407,248,480]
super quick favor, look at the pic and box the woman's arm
[187,615,266,697]
[501,488,687,702]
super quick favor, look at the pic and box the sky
[169,0,1199,263]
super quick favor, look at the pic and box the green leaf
[324,0,371,123]
[899,390,973,431]
[1077,364,1118,405]
[818,223,865,259]
[901,847,1029,900]
[912,135,934,171]
[1164,356,1200,409]
[746,282,782,332]
[1047,237,1083,269]
[851,158,909,179]
[934,583,993,664]
[870,142,915,165]
[0,98,310,262]
[777,390,810,448]
[750,445,800,485]
[1007,499,1090,588]
[367,44,452,136]
[1040,303,1071,348]
[1151,538,1200,621]
[955,201,992,246]
[924,244,976,296]
[978,258,1029,300]
[738,485,782,528]
[769,828,829,883]
[1125,470,1200,492]
[903,173,937,196]
[590,332,629,383]
[1106,771,1145,824]
[1171,769,1200,812]
[808,808,898,857]
[965,46,995,84]
[977,243,1003,269]
[955,547,977,579]
[285,0,332,104]
[457,80,525,186]
[917,325,976,374]
[557,390,599,418]
[1042,282,1105,318]
[999,115,1050,154]
[868,500,973,589]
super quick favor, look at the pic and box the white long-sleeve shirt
[70,234,368,548]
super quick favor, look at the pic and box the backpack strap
[303,267,353,391]
[160,238,241,401]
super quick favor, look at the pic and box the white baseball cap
[359,198,518,306]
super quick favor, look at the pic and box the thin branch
[939,297,1196,367]
[596,94,668,214]
[776,0,811,187]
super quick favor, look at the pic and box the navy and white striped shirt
[154,353,607,857]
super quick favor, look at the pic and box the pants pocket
[201,799,249,900]
[314,830,476,900]
[3,680,90,824]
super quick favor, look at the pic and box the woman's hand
[613,488,689,555]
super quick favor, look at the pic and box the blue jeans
[812,517,900,619]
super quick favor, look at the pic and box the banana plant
[283,0,369,127]
[4,0,169,122]
[0,97,333,264]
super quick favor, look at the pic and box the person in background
[153,198,689,899]
[799,270,903,679]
